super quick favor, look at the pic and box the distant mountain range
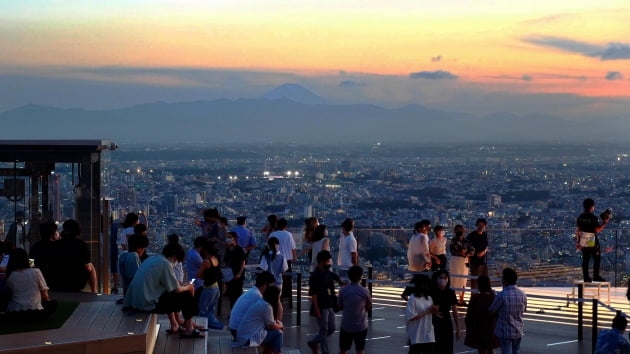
[0,84,627,144]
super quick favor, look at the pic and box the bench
[566,280,611,306]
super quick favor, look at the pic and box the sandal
[194,324,208,332]
[180,329,206,339]
[166,328,184,335]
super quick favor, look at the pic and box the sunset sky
[1,0,628,118]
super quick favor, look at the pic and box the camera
[600,208,612,221]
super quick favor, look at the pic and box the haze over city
[0,0,628,139]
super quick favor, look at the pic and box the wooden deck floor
[0,292,156,354]
[152,316,207,354]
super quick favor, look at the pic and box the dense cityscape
[2,142,630,286]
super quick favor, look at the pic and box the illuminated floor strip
[547,340,579,346]
[366,336,391,341]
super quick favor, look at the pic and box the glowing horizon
[0,0,628,115]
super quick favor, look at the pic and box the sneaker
[584,277,593,283]
[593,276,606,282]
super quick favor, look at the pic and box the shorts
[339,328,368,351]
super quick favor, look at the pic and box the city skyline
[0,1,628,120]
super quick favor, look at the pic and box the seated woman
[5,248,57,321]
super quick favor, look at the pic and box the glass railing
[140,226,630,287]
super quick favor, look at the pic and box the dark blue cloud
[339,80,365,88]
[523,36,630,61]
[600,43,630,60]
[409,70,458,80]
[521,74,533,81]
[606,71,624,80]
[538,73,588,81]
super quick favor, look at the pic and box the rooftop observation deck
[1,276,628,354]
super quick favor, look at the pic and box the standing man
[224,231,247,308]
[269,218,296,299]
[196,208,220,243]
[337,218,358,279]
[232,216,257,261]
[407,220,432,272]
[308,250,343,354]
[489,268,527,354]
[269,218,297,270]
[338,265,371,354]
[576,198,609,282]
[5,211,26,249]
[466,218,489,289]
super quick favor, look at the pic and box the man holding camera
[576,198,610,282]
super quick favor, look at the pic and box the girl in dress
[431,269,461,354]
[464,275,499,354]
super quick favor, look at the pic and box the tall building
[488,194,502,208]
[304,205,313,218]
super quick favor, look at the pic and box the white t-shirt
[429,237,447,256]
[269,230,296,262]
[118,226,134,249]
[235,298,275,347]
[259,251,289,287]
[407,233,430,271]
[6,268,49,311]
[406,294,435,344]
[337,232,357,270]
[229,286,263,330]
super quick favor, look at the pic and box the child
[118,234,148,295]
[406,274,437,354]
[430,225,448,272]
[259,237,289,291]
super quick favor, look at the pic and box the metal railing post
[578,284,583,341]
[614,229,619,287]
[592,299,598,354]
[368,264,373,318]
[297,271,302,326]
